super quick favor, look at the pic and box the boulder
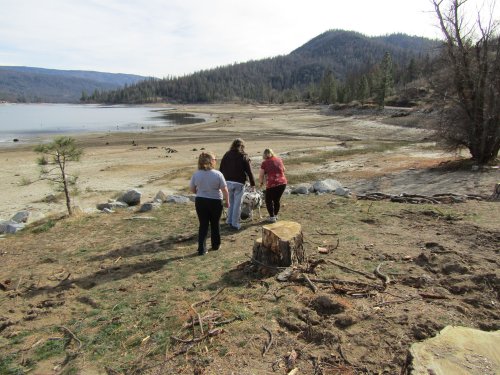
[154,190,168,203]
[409,326,500,374]
[43,194,58,203]
[335,186,351,197]
[291,183,313,195]
[0,221,25,234]
[313,179,342,193]
[96,201,129,211]
[117,189,142,206]
[166,195,191,204]
[11,210,31,223]
[138,202,161,212]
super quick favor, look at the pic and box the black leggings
[264,184,286,217]
[195,197,223,253]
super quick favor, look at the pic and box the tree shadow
[205,260,275,293]
[88,233,197,261]
[22,236,198,297]
[73,253,198,290]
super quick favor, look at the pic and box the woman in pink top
[259,148,287,223]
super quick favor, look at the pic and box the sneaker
[198,249,208,256]
[230,225,241,230]
[267,216,277,223]
[211,245,221,251]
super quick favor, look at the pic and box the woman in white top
[190,152,229,255]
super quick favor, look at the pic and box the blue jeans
[226,181,244,229]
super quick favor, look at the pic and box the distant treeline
[82,30,440,105]
[0,67,148,103]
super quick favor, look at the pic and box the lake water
[0,103,204,147]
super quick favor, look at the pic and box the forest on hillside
[82,30,440,106]
[0,67,148,103]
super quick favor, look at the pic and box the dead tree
[432,0,500,164]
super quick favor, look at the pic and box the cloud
[2,0,495,77]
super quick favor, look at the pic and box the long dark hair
[230,138,245,153]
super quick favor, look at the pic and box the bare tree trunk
[432,0,500,164]
[58,155,72,216]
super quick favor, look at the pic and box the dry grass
[0,104,498,374]
[1,193,498,374]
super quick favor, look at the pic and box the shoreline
[0,103,206,148]
[1,103,497,222]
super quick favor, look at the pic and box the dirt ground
[0,103,497,220]
[0,103,498,374]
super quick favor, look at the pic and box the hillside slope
[0,66,149,103]
[6,30,440,104]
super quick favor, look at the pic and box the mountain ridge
[85,30,440,104]
[0,30,441,104]
[0,66,149,103]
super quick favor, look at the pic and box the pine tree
[34,137,83,216]
[375,52,394,108]
[319,70,337,104]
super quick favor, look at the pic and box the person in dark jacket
[219,138,256,230]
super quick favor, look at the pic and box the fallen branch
[213,316,242,327]
[57,326,82,350]
[338,344,353,366]
[308,277,384,291]
[357,192,392,201]
[302,273,318,293]
[331,238,340,250]
[167,343,195,359]
[261,326,273,356]
[374,263,391,289]
[327,260,376,280]
[260,280,270,295]
[419,292,449,300]
[357,192,486,204]
[191,287,225,308]
[183,311,223,329]
[189,305,204,335]
[171,328,224,344]
[307,259,326,273]
[15,276,23,291]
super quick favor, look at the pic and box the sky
[0,0,498,78]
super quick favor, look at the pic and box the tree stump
[252,221,305,268]
[490,183,500,201]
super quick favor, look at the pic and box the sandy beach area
[0,103,497,221]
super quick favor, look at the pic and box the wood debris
[357,192,488,204]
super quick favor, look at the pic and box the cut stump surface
[253,221,305,268]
